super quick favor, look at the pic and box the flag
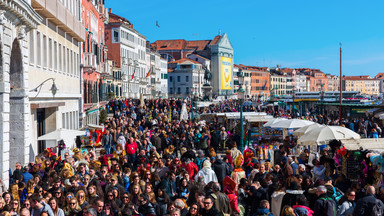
[146,68,151,78]
[131,64,137,80]
[262,81,267,90]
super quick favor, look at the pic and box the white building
[0,0,42,187]
[160,58,168,98]
[29,0,84,159]
[168,58,204,98]
[107,11,147,99]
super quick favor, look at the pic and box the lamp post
[238,69,245,152]
[30,78,58,97]
[320,83,325,115]
[292,86,296,117]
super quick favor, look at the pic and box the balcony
[83,53,97,71]
[32,0,84,41]
[100,62,110,74]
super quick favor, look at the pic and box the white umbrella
[293,123,324,137]
[38,128,86,141]
[270,119,315,129]
[263,118,288,127]
[298,126,360,146]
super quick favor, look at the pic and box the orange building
[236,64,270,99]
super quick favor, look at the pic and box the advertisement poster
[220,56,233,90]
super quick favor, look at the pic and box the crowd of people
[3,98,384,216]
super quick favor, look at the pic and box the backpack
[371,199,383,216]
[320,197,337,216]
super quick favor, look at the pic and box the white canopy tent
[341,138,384,151]
[293,123,323,137]
[38,128,86,148]
[270,119,315,129]
[263,118,288,127]
[298,126,360,146]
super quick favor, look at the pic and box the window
[54,41,57,71]
[43,35,47,68]
[177,87,181,94]
[29,31,34,64]
[49,38,52,69]
[36,32,41,66]
[169,87,173,94]
[58,44,62,71]
[169,76,173,82]
[186,76,189,82]
[113,29,119,43]
[177,76,180,82]
[186,87,189,94]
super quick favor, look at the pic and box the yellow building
[342,76,380,95]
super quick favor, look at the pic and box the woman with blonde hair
[48,197,65,216]
[87,185,99,205]
[10,199,20,216]
[128,183,142,206]
[281,205,296,216]
[76,190,88,208]
[63,198,81,216]
[144,183,156,204]
[20,179,35,203]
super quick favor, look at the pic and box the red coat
[180,161,199,179]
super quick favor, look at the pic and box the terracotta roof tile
[210,35,222,45]
[151,39,188,50]
[168,58,202,65]
[186,40,210,51]
[343,75,374,80]
[375,73,384,79]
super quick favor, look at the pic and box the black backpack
[371,199,383,216]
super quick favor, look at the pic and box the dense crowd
[3,98,384,216]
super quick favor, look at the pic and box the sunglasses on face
[70,203,76,205]
[67,196,72,199]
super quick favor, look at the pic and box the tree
[99,108,107,124]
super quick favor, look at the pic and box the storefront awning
[342,138,384,151]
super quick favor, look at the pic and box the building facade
[270,74,291,97]
[81,0,109,125]
[168,59,204,98]
[29,0,84,159]
[151,33,234,97]
[0,0,42,187]
[105,9,147,99]
[327,74,340,92]
[343,76,380,95]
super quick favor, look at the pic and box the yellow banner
[220,56,232,90]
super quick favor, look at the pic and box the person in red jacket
[180,158,199,180]
[125,137,138,168]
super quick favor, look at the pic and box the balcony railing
[84,53,97,70]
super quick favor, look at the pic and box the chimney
[109,8,112,13]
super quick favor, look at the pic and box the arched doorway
[9,38,29,165]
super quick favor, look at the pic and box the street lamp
[320,83,325,115]
[238,69,245,153]
[292,86,296,117]
[30,78,58,97]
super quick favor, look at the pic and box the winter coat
[211,192,232,215]
[271,191,285,216]
[212,159,230,183]
[353,193,384,216]
[280,190,305,212]
[194,161,218,184]
[255,207,274,216]
[293,205,314,216]
[180,161,199,179]
[337,200,354,216]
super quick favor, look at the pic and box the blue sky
[105,0,384,77]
